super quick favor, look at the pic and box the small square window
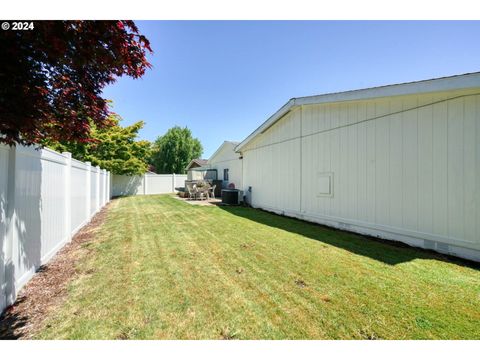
[223,168,229,181]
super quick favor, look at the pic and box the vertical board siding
[417,95,434,235]
[242,90,480,258]
[209,158,243,189]
[208,142,243,189]
[243,109,301,213]
[447,97,465,241]
[476,96,480,243]
[432,99,449,237]
[0,145,111,313]
[463,96,476,243]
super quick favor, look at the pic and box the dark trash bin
[212,180,223,197]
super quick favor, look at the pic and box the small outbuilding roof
[185,158,209,171]
[235,72,480,152]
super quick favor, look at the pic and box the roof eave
[235,72,480,153]
[295,72,480,106]
[235,98,296,152]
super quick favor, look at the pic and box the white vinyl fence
[111,173,187,197]
[0,144,111,313]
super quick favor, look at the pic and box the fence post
[107,171,110,201]
[102,169,106,206]
[144,174,148,195]
[3,146,17,308]
[0,147,6,312]
[62,152,72,242]
[105,170,108,204]
[96,166,100,213]
[85,162,91,220]
[172,173,176,193]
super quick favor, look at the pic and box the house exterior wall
[209,142,243,189]
[241,89,480,261]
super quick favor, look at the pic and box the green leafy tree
[150,126,203,174]
[44,114,151,175]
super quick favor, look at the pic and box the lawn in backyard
[37,195,480,339]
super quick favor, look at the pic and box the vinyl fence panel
[111,174,187,197]
[174,174,188,189]
[111,175,145,196]
[0,145,110,313]
[146,175,175,194]
[90,166,98,216]
[99,170,105,209]
[71,159,89,234]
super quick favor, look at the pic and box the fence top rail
[2,144,108,173]
[15,145,67,166]
[71,158,88,169]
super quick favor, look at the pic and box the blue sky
[102,21,480,158]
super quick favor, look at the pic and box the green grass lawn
[37,195,480,339]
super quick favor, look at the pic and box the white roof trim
[235,72,480,152]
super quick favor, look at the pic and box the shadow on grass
[218,205,480,269]
[0,297,27,340]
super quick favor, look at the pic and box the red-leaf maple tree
[0,20,152,145]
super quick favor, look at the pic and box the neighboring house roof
[235,72,480,152]
[208,141,240,163]
[185,158,208,170]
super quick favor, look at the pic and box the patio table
[196,186,211,200]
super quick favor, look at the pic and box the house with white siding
[235,72,480,262]
[208,141,242,189]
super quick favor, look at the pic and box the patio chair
[209,185,216,199]
[197,186,210,201]
[186,183,197,200]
